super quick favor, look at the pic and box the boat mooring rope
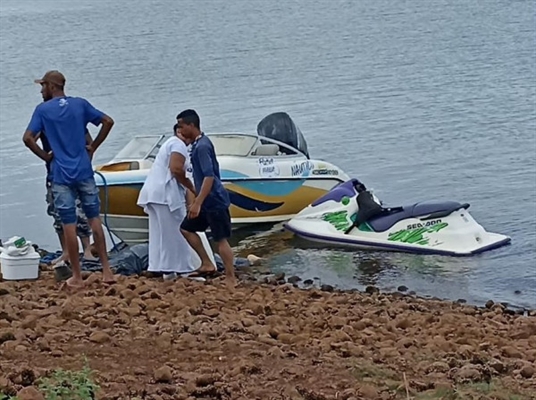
[93,170,119,252]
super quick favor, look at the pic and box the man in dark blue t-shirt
[177,109,236,286]
[23,70,116,290]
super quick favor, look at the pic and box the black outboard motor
[256,112,310,158]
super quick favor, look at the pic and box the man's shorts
[51,178,101,227]
[45,181,92,237]
[180,207,232,242]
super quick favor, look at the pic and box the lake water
[0,0,534,308]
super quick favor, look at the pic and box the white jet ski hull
[284,179,511,256]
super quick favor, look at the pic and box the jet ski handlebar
[350,178,368,193]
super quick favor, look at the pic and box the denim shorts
[45,180,91,236]
[51,178,101,225]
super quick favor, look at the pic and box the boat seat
[253,144,280,156]
[367,201,469,232]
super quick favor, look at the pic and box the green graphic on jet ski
[322,211,373,232]
[321,210,352,231]
[322,210,449,244]
[387,222,449,245]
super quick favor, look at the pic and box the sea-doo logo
[389,220,449,246]
[406,219,442,230]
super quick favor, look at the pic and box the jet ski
[284,178,511,256]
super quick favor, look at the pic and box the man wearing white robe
[137,132,198,277]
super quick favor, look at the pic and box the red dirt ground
[1,269,535,399]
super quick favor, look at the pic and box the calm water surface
[0,0,534,308]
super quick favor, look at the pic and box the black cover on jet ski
[257,112,310,158]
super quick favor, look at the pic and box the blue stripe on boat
[221,169,306,196]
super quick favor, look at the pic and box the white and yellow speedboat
[93,112,350,245]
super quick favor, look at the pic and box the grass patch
[352,361,399,381]
[1,360,99,400]
[351,360,405,395]
[416,380,528,400]
[38,362,99,400]
[416,387,458,400]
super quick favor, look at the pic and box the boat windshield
[112,136,166,160]
[208,134,258,157]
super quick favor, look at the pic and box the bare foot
[52,254,67,265]
[102,269,117,284]
[59,276,85,293]
[225,274,237,289]
[198,262,217,272]
[83,252,99,261]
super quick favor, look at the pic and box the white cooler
[0,248,40,280]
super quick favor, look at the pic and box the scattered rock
[154,366,173,383]
[0,331,16,344]
[320,284,334,292]
[394,318,411,330]
[359,384,379,399]
[502,346,523,359]
[247,254,262,266]
[426,361,450,374]
[478,342,491,351]
[397,285,408,292]
[454,365,481,383]
[485,300,494,309]
[365,286,379,295]
[520,364,534,379]
[195,374,218,387]
[51,349,63,357]
[203,308,220,318]
[17,386,45,400]
[37,338,51,352]
[268,346,284,358]
[274,272,285,281]
[0,268,533,399]
[287,276,301,284]
[89,331,110,344]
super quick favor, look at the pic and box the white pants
[146,203,196,274]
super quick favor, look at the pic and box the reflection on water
[227,220,530,308]
[240,229,481,303]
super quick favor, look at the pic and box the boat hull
[92,130,351,246]
[96,174,345,246]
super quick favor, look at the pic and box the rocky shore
[0,268,535,399]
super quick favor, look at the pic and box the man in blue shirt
[23,70,116,290]
[177,109,236,286]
